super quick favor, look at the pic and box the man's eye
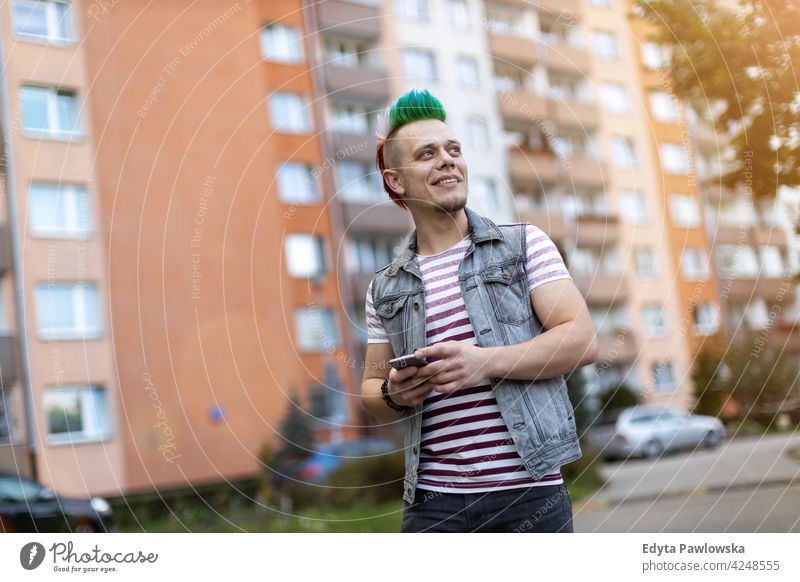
[449,146,461,154]
[420,151,433,158]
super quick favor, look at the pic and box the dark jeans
[400,483,573,533]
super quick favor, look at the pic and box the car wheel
[703,430,722,449]
[642,439,663,459]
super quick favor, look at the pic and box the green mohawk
[384,89,446,138]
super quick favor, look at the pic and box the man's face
[383,119,468,214]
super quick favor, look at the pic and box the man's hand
[388,365,435,407]
[410,341,492,395]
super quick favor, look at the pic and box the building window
[600,82,630,114]
[269,92,312,134]
[277,162,320,204]
[308,384,331,419]
[693,303,720,336]
[620,190,648,224]
[337,160,382,203]
[44,386,111,443]
[642,304,668,336]
[592,31,620,60]
[759,245,785,278]
[12,0,73,42]
[660,143,690,174]
[681,248,709,280]
[633,246,658,277]
[641,42,670,69]
[744,298,770,330]
[456,56,480,91]
[29,183,93,239]
[21,85,80,137]
[260,23,304,63]
[611,136,637,168]
[588,304,627,336]
[295,308,339,351]
[35,282,103,340]
[331,102,373,135]
[715,244,759,278]
[652,361,676,392]
[402,48,436,81]
[449,0,470,30]
[285,234,326,278]
[649,91,680,122]
[346,236,401,273]
[470,177,498,209]
[466,117,490,149]
[669,194,700,227]
[549,74,593,104]
[0,392,11,440]
[396,0,429,22]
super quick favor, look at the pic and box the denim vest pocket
[480,258,532,325]
[375,293,409,356]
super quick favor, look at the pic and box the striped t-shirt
[366,223,573,494]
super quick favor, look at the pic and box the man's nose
[437,147,455,167]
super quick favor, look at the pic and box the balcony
[488,32,542,68]
[597,329,638,363]
[0,335,17,386]
[330,132,377,162]
[517,207,570,242]
[498,90,549,123]
[567,156,605,187]
[341,201,413,236]
[552,99,599,128]
[752,225,789,248]
[574,274,627,304]
[509,148,561,185]
[537,0,582,15]
[318,0,381,39]
[575,215,620,245]
[322,63,390,101]
[541,43,591,74]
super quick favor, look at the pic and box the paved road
[574,432,800,532]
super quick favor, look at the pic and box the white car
[586,404,726,461]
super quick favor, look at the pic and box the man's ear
[383,169,405,196]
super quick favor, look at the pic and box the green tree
[692,338,800,422]
[600,383,640,412]
[273,395,315,467]
[638,0,800,204]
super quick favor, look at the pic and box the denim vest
[370,207,582,504]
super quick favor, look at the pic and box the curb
[574,476,800,513]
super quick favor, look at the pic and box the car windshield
[0,477,43,503]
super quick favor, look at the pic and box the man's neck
[412,209,469,256]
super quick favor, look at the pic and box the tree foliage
[692,338,800,421]
[639,0,800,202]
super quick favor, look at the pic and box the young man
[360,90,598,533]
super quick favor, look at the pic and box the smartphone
[389,354,429,369]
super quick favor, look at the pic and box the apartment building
[0,0,362,497]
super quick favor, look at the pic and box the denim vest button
[513,422,525,429]
[502,272,510,281]
[413,302,419,310]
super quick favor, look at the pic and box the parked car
[288,438,399,483]
[0,473,113,533]
[586,405,726,461]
